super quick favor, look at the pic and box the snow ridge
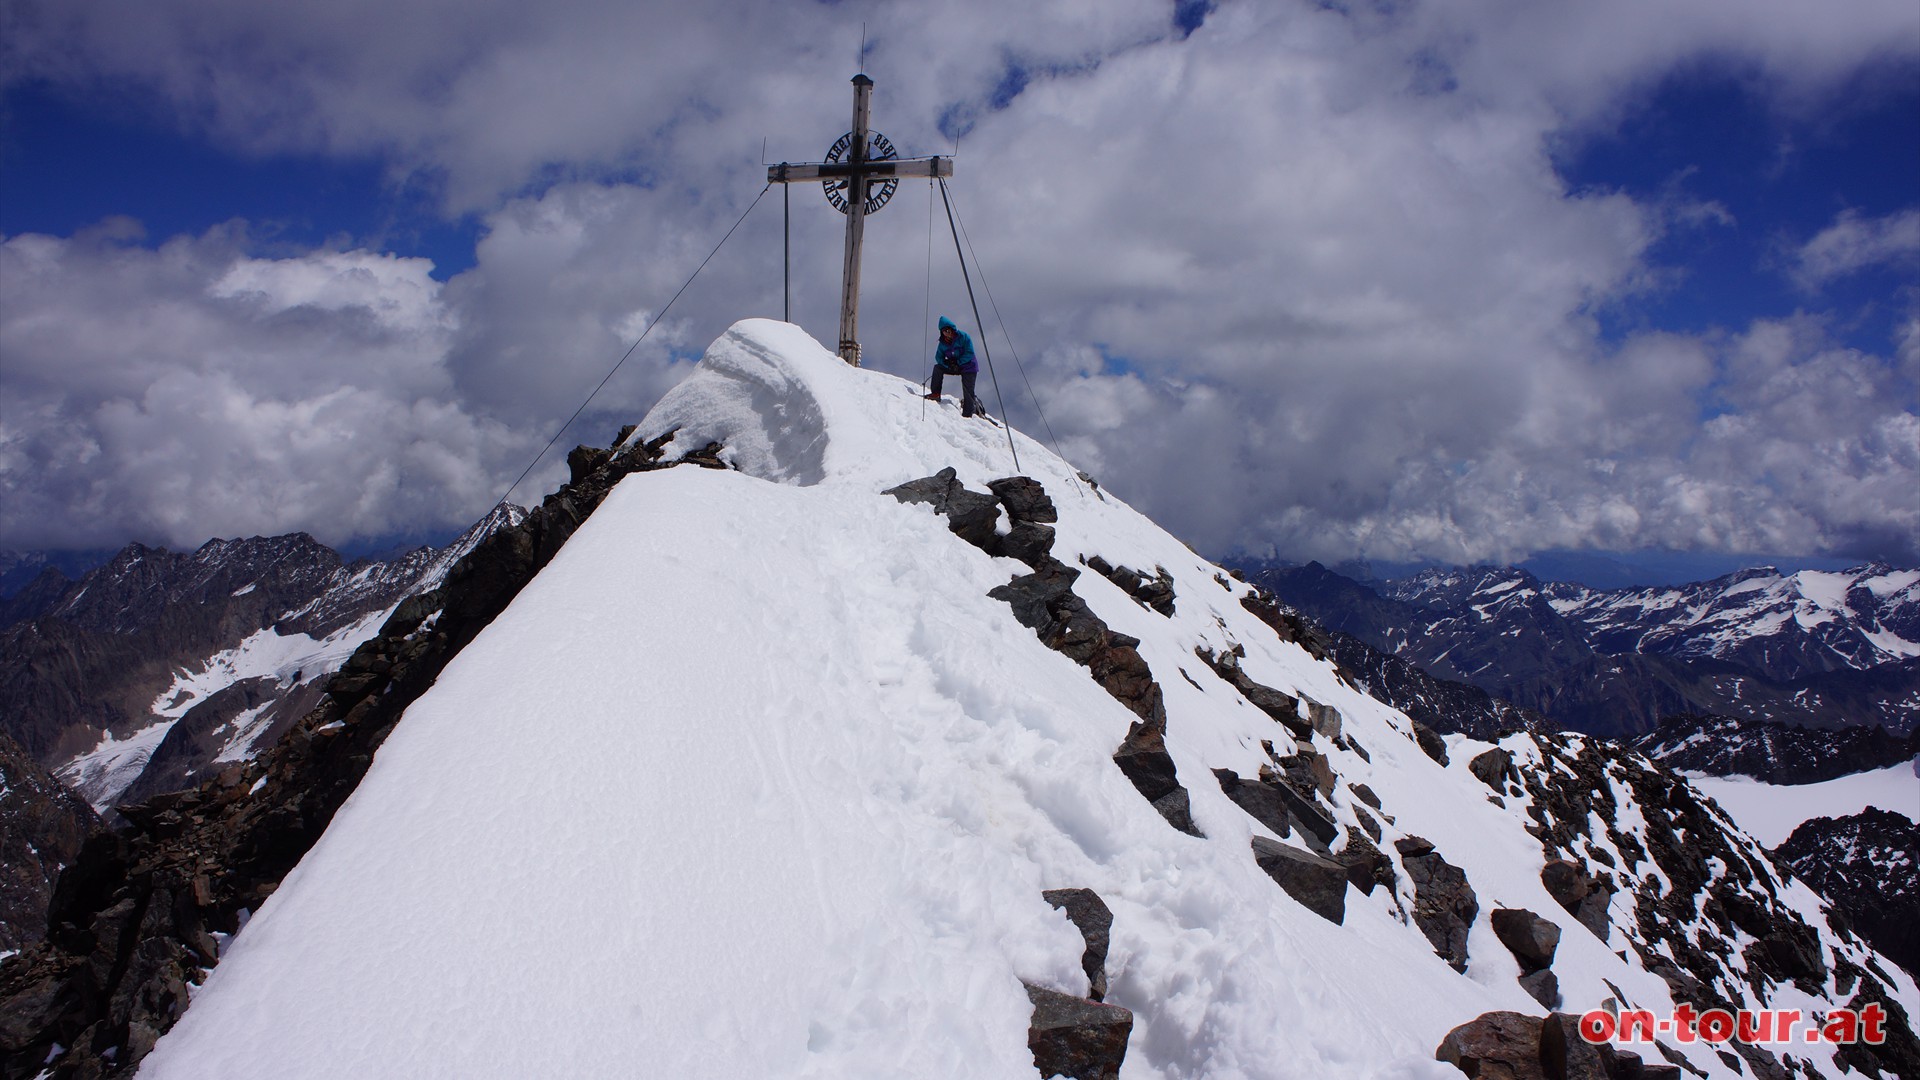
[131,321,1919,1080]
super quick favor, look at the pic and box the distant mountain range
[1242,561,1920,738]
[0,507,523,952]
[0,505,525,811]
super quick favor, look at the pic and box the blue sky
[1,83,485,279]
[1560,61,1919,354]
[1,0,1916,577]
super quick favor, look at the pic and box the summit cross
[768,74,954,367]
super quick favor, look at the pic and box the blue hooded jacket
[934,316,978,373]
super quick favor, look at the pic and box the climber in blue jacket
[924,316,982,418]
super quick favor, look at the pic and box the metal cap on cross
[769,75,953,366]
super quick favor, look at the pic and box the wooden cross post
[769,74,953,366]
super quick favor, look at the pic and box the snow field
[57,611,393,810]
[1687,762,1920,847]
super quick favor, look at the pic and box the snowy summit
[129,321,1918,1079]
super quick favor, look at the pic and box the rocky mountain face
[1227,564,1553,740]
[1318,625,1551,741]
[1630,714,1920,786]
[1451,732,1919,1080]
[0,506,524,822]
[1777,809,1920,982]
[1628,714,1920,990]
[1249,561,1920,738]
[0,733,97,955]
[1255,562,1920,1000]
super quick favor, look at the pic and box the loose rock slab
[1490,907,1561,972]
[1251,836,1348,924]
[1398,836,1478,972]
[1043,888,1114,1002]
[1026,984,1132,1080]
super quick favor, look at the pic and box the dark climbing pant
[930,368,979,416]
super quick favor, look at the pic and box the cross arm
[768,156,954,184]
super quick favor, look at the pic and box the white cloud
[1794,207,1920,288]
[0,227,527,549]
[2,0,1916,563]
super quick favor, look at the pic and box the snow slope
[137,321,1917,1080]
[1689,761,1920,847]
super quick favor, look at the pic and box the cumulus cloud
[0,225,528,549]
[2,0,1916,563]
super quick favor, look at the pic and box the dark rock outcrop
[1469,748,1517,791]
[1196,647,1312,740]
[883,467,1002,549]
[0,733,98,952]
[1024,984,1132,1080]
[890,471,1203,839]
[1396,836,1478,972]
[1436,1010,1684,1080]
[1517,969,1561,1011]
[1250,836,1348,924]
[986,476,1057,524]
[1112,723,1201,837]
[1538,859,1612,943]
[1043,888,1113,1002]
[1083,556,1175,617]
[1236,589,1338,666]
[1629,714,1918,786]
[1491,907,1562,1008]
[1211,766,1340,855]
[1490,908,1561,973]
[1435,1011,1548,1080]
[1212,769,1294,840]
[1333,829,1397,897]
[1777,808,1919,979]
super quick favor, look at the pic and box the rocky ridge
[1777,809,1919,981]
[0,432,663,1078]
[889,472,1920,1078]
[0,506,524,823]
[1485,731,1920,1080]
[1629,714,1919,786]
